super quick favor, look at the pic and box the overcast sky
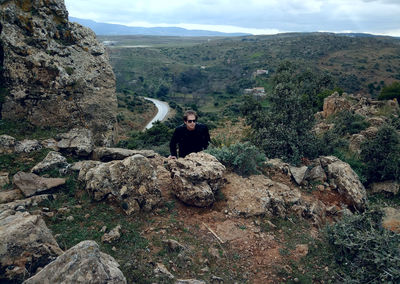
[64,0,400,36]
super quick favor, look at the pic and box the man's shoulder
[196,123,208,130]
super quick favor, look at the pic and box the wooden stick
[202,222,225,244]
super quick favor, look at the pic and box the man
[169,110,210,158]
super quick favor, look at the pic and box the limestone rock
[56,128,94,156]
[289,166,308,185]
[223,173,301,217]
[40,138,59,151]
[101,225,122,243]
[80,154,161,214]
[92,147,157,161]
[0,211,63,282]
[382,207,400,233]
[0,135,16,154]
[175,279,206,284]
[349,134,366,154]
[23,240,126,284]
[0,0,117,145]
[166,152,226,207]
[162,239,186,252]
[0,189,23,204]
[154,263,174,279]
[360,126,379,139]
[31,151,69,174]
[0,172,9,188]
[321,92,352,118]
[0,194,56,212]
[13,172,66,197]
[14,139,42,153]
[305,164,327,183]
[320,156,367,211]
[369,181,400,195]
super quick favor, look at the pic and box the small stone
[42,212,55,218]
[66,216,74,221]
[74,205,82,209]
[16,205,25,212]
[100,226,107,233]
[84,214,90,219]
[42,207,50,212]
[112,246,117,251]
[58,207,70,214]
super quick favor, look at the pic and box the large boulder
[0,135,16,154]
[92,147,157,162]
[320,92,352,118]
[320,156,367,211]
[13,171,66,197]
[56,128,94,157]
[0,0,117,145]
[223,173,301,217]
[23,240,126,284]
[79,154,161,214]
[31,151,69,174]
[0,211,63,283]
[14,139,42,154]
[166,152,226,207]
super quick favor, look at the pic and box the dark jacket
[169,123,210,158]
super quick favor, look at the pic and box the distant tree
[360,125,400,183]
[156,84,169,99]
[378,81,400,100]
[242,61,319,164]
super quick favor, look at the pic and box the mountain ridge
[70,17,250,37]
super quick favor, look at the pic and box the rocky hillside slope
[0,0,117,145]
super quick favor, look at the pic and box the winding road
[144,97,170,129]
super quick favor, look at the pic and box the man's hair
[183,110,198,121]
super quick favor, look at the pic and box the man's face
[184,114,196,131]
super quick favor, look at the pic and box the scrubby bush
[360,124,400,183]
[325,208,400,283]
[206,142,266,177]
[241,62,320,164]
[378,81,400,100]
[329,110,370,136]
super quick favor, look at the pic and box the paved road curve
[144,97,170,129]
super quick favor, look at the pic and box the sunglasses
[186,120,196,123]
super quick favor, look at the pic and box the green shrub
[360,125,400,183]
[330,110,370,136]
[325,208,400,283]
[378,81,400,100]
[206,142,266,176]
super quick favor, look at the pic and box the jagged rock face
[0,210,63,283]
[0,0,117,145]
[79,154,162,214]
[23,240,127,284]
[166,152,226,207]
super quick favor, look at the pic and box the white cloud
[64,0,400,36]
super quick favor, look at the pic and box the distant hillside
[104,32,400,106]
[70,17,249,37]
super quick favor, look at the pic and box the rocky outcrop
[0,135,16,154]
[0,0,117,145]
[79,154,162,214]
[0,210,63,283]
[13,171,66,197]
[92,147,157,162]
[320,156,367,210]
[223,173,301,217]
[23,240,126,284]
[167,153,226,207]
[369,181,400,195]
[14,139,42,153]
[320,92,352,118]
[31,151,69,174]
[56,128,94,157]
